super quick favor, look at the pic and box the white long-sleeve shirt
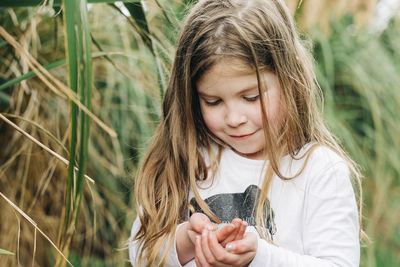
[129,143,360,266]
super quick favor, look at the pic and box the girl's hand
[186,213,217,245]
[187,213,246,245]
[215,219,248,247]
[194,229,258,267]
[178,213,215,264]
[183,213,249,265]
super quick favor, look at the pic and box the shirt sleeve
[129,216,185,266]
[250,161,360,267]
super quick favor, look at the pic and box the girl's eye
[204,99,221,106]
[244,95,259,102]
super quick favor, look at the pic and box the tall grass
[0,0,399,266]
[1,1,149,266]
[56,0,93,265]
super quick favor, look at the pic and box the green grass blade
[0,248,14,255]
[76,0,92,205]
[59,0,93,262]
[124,2,150,36]
[183,0,198,7]
[118,2,168,97]
[0,0,140,7]
[0,52,111,91]
[0,0,58,6]
[63,0,78,231]
[0,59,64,91]
[122,2,154,54]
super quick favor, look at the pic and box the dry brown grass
[0,1,397,266]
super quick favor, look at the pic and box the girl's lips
[230,132,254,140]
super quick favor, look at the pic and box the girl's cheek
[202,108,220,131]
[261,93,286,132]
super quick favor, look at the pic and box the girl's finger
[229,219,244,242]
[208,229,238,263]
[225,232,258,254]
[231,218,242,226]
[235,221,248,240]
[195,235,209,267]
[200,229,218,264]
[209,231,257,266]
[230,218,243,239]
[187,229,199,244]
[190,213,216,233]
[215,223,236,243]
[218,218,243,246]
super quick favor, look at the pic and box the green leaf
[123,1,153,54]
[118,2,169,97]
[0,248,14,255]
[124,2,149,35]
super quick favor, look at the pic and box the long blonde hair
[133,0,364,265]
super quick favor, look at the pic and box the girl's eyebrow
[240,85,259,93]
[197,92,215,97]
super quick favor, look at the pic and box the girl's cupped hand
[194,229,257,267]
[186,213,257,266]
[187,213,247,247]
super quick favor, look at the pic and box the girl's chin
[232,148,266,160]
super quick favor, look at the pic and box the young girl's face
[196,59,286,160]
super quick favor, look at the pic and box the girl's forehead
[207,58,255,75]
[202,58,272,80]
[196,59,280,92]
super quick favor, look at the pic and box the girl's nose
[225,107,247,127]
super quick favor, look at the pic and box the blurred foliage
[310,15,400,266]
[292,0,378,31]
[0,0,399,266]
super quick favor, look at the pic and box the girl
[129,0,362,266]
